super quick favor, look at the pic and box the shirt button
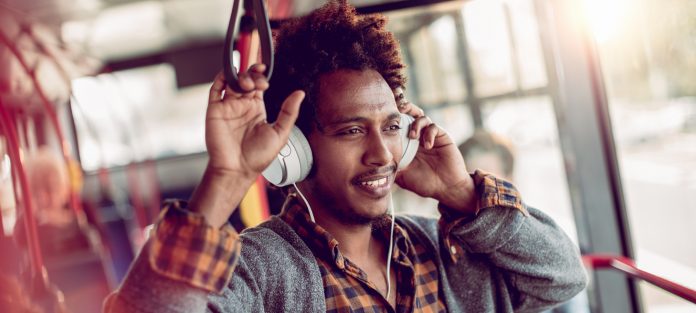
[450,245,457,255]
[336,255,345,269]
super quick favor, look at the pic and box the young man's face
[304,69,402,225]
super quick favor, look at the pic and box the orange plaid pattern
[149,200,241,293]
[280,201,447,313]
[473,169,527,216]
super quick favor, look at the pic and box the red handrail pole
[0,30,82,218]
[583,254,696,304]
[611,258,696,304]
[145,159,161,221]
[238,27,252,71]
[18,110,28,149]
[126,163,148,228]
[0,203,4,236]
[0,102,44,275]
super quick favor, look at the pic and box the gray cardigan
[106,206,587,312]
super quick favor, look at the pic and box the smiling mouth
[353,175,393,198]
[359,177,389,187]
[351,165,396,197]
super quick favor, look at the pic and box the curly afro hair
[264,0,407,136]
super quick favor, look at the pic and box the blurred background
[0,0,694,312]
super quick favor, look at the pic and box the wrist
[188,165,257,228]
[436,176,478,215]
[204,165,257,185]
[212,167,256,185]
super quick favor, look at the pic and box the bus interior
[0,0,694,312]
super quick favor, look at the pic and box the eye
[339,128,363,136]
[384,124,401,134]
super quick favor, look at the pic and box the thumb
[273,90,305,137]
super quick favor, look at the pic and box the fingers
[273,90,305,137]
[421,123,440,149]
[393,90,447,150]
[236,64,269,96]
[214,64,269,101]
[394,88,425,118]
[409,115,433,139]
[398,99,425,118]
[209,71,227,102]
[409,115,442,150]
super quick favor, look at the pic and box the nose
[362,130,394,167]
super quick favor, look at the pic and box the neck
[315,205,378,262]
[292,185,394,302]
[295,183,384,263]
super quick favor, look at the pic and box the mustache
[351,165,397,183]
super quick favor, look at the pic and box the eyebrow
[323,112,401,128]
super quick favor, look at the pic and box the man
[105,1,586,312]
[458,129,516,182]
[15,147,91,257]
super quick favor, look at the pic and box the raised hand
[205,64,304,180]
[191,65,305,227]
[394,95,477,215]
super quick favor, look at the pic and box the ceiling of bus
[0,0,439,108]
[0,0,416,61]
[1,0,405,26]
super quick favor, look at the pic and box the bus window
[586,0,696,311]
[383,0,580,248]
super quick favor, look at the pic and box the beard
[307,179,388,226]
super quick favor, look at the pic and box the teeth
[360,177,388,187]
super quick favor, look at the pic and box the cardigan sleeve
[439,171,588,312]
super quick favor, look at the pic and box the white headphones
[262,113,418,187]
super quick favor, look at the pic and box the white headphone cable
[293,183,394,299]
[386,192,395,300]
[293,182,315,223]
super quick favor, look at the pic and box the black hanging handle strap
[223,0,274,92]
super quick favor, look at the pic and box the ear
[398,113,418,169]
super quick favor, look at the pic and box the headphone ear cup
[398,114,418,169]
[289,126,313,182]
[262,126,313,187]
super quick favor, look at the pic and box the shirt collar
[279,193,413,268]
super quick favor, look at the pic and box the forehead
[315,69,396,121]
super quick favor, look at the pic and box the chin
[345,202,389,225]
[310,180,390,225]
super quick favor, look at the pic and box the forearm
[440,172,587,310]
[453,206,587,310]
[105,201,243,312]
[189,166,256,228]
[104,242,210,313]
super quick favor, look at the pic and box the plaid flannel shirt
[279,199,446,313]
[148,170,527,312]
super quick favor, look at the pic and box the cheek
[379,134,403,165]
[314,145,360,174]
[312,142,358,179]
[388,136,403,162]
